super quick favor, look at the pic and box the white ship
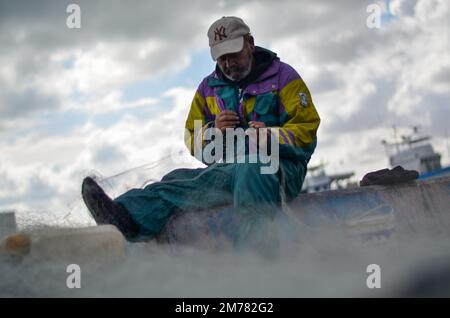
[382,126,450,180]
[302,163,355,193]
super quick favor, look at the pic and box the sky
[0,0,449,224]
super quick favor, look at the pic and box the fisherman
[82,16,320,247]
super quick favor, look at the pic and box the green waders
[114,157,305,246]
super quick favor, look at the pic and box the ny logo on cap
[214,26,227,41]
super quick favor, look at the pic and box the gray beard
[220,55,253,82]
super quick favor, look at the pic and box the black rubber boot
[81,177,140,239]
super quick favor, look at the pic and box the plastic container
[1,225,126,263]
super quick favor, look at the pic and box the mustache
[223,65,245,74]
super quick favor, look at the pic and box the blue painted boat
[156,176,450,249]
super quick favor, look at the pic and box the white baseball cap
[207,16,251,61]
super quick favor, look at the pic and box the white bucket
[1,224,126,263]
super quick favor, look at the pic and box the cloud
[0,0,223,124]
[0,88,60,119]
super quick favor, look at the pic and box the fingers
[215,111,240,131]
[216,118,240,129]
[219,126,237,132]
[220,110,238,116]
[217,111,239,121]
[215,113,267,132]
[218,115,240,122]
[248,121,266,129]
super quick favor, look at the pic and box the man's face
[217,41,254,82]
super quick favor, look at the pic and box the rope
[101,151,183,182]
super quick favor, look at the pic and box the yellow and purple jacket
[185,48,320,167]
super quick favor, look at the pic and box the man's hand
[248,121,266,129]
[248,121,271,152]
[215,110,241,132]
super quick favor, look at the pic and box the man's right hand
[215,110,241,132]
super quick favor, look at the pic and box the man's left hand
[248,121,266,129]
[248,121,271,152]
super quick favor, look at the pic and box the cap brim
[210,36,244,61]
